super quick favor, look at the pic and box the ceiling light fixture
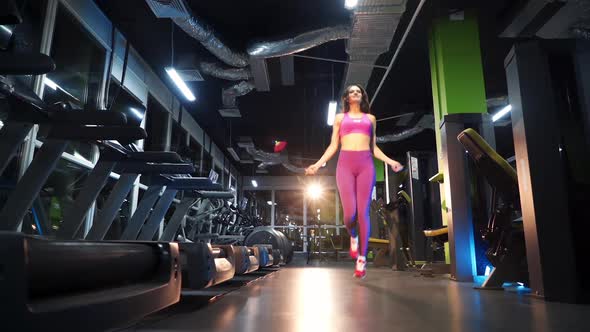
[327,102,337,126]
[345,0,358,10]
[492,104,512,122]
[327,64,337,126]
[166,67,196,101]
[166,22,195,101]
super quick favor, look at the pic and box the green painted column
[374,157,385,182]
[428,12,487,270]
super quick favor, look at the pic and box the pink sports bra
[339,113,372,137]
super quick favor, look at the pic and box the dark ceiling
[94,0,517,175]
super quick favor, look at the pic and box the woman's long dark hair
[341,84,371,114]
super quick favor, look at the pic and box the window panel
[44,4,106,110]
[41,4,107,161]
[275,190,304,226]
[3,0,47,87]
[144,95,170,152]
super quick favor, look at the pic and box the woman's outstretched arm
[305,113,343,175]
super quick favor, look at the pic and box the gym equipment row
[0,33,291,331]
[367,127,526,289]
[458,128,527,289]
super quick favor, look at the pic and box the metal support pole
[120,185,164,240]
[56,161,116,239]
[0,140,68,231]
[271,189,276,227]
[335,192,340,236]
[137,189,178,241]
[303,196,308,253]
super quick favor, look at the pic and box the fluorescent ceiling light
[492,104,512,122]
[327,101,337,126]
[345,0,358,10]
[165,67,196,101]
[251,179,258,187]
[266,201,277,206]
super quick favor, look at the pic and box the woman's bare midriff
[340,133,371,151]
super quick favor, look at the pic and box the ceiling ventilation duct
[218,108,241,118]
[341,0,408,90]
[237,136,255,149]
[376,114,434,143]
[374,97,507,142]
[200,62,252,81]
[222,81,255,107]
[175,69,204,81]
[146,0,352,68]
[249,57,270,92]
[173,16,249,68]
[246,25,351,92]
[145,0,249,68]
[246,25,352,59]
[144,0,191,18]
[245,147,306,174]
[280,162,307,174]
[375,128,424,143]
[245,146,278,162]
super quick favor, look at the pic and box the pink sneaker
[349,236,358,259]
[354,256,366,279]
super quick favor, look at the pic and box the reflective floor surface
[117,260,590,332]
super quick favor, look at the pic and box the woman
[305,84,404,278]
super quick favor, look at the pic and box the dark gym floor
[116,256,590,332]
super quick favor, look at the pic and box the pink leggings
[336,150,375,257]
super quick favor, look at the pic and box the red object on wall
[274,141,287,153]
